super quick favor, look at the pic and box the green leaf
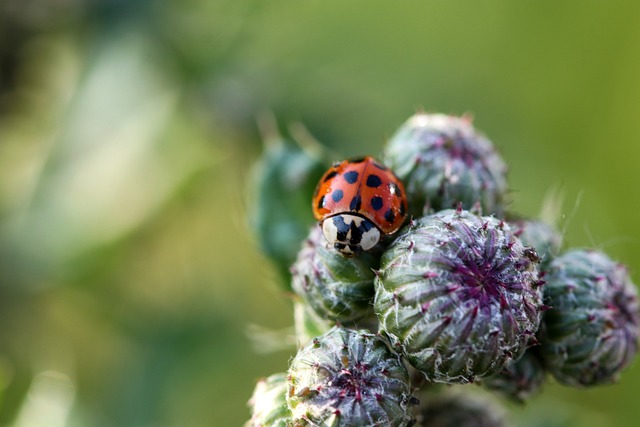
[248,118,329,289]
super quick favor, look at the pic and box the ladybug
[312,156,408,256]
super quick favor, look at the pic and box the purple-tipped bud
[287,327,415,426]
[415,391,509,427]
[375,209,543,383]
[246,373,291,427]
[383,113,508,217]
[538,249,640,386]
[509,218,562,268]
[291,226,378,322]
[480,349,546,402]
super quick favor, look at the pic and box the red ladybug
[312,156,408,256]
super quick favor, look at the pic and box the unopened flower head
[383,113,508,217]
[509,219,562,268]
[375,209,543,383]
[539,249,639,386]
[246,373,291,427]
[481,349,546,402]
[415,391,509,427]
[287,326,416,426]
[291,226,378,322]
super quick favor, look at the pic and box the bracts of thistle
[246,373,292,427]
[383,113,508,218]
[287,326,417,426]
[414,390,509,427]
[375,208,544,383]
[508,218,562,269]
[291,226,379,323]
[480,348,547,403]
[538,249,640,386]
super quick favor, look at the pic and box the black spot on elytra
[371,196,383,211]
[323,170,338,182]
[317,195,325,210]
[384,208,396,224]
[399,201,406,217]
[350,195,362,211]
[344,171,359,184]
[366,174,382,188]
[332,189,343,202]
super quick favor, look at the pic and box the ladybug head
[321,214,381,257]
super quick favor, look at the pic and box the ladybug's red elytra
[312,156,408,256]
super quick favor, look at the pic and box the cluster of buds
[246,113,639,426]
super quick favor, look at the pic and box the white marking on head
[321,218,339,246]
[360,227,381,251]
[321,214,381,254]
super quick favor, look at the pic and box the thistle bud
[480,349,546,402]
[375,209,543,383]
[538,249,640,386]
[509,219,562,268]
[291,226,378,322]
[248,127,328,288]
[287,326,415,426]
[246,373,292,427]
[415,391,509,427]
[383,113,508,217]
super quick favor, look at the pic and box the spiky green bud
[383,113,508,217]
[246,373,292,427]
[287,326,415,426]
[538,249,639,386]
[291,226,378,322]
[375,209,543,383]
[510,219,562,268]
[249,130,328,288]
[415,391,509,427]
[480,348,546,402]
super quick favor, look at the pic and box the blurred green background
[1,1,640,426]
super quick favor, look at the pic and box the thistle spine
[538,249,639,386]
[287,327,415,426]
[375,209,543,383]
[383,113,508,217]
